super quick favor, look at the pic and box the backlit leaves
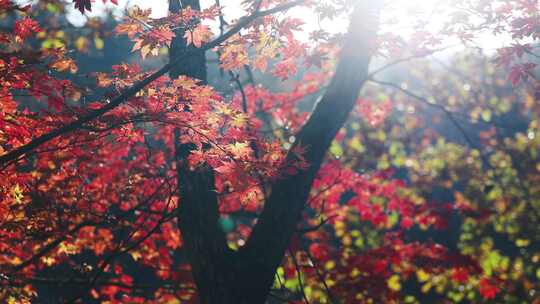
[2,0,540,303]
[184,24,212,48]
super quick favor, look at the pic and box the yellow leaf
[140,44,152,59]
[421,282,432,293]
[416,269,430,282]
[481,109,492,122]
[325,261,336,270]
[228,142,251,159]
[94,35,104,50]
[51,58,78,73]
[42,256,56,266]
[58,242,79,255]
[230,112,248,128]
[388,275,401,291]
[11,184,24,204]
[130,251,142,261]
[75,36,88,52]
[516,239,530,247]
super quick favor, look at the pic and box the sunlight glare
[63,0,508,53]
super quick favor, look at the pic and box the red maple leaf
[73,0,91,13]
[479,278,499,300]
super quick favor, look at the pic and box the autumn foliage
[2,0,540,303]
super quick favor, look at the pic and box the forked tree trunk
[169,1,381,303]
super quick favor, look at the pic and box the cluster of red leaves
[283,162,489,302]
[0,6,320,298]
[319,237,480,302]
[306,163,451,230]
[357,98,393,127]
[13,17,40,42]
[0,14,85,156]
[1,66,193,300]
[115,5,219,58]
[479,277,500,300]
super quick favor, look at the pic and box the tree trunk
[169,1,381,303]
[240,1,381,300]
[168,1,233,303]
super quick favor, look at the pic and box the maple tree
[1,0,540,303]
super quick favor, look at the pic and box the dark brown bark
[169,1,235,303]
[169,0,207,80]
[170,1,380,303]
